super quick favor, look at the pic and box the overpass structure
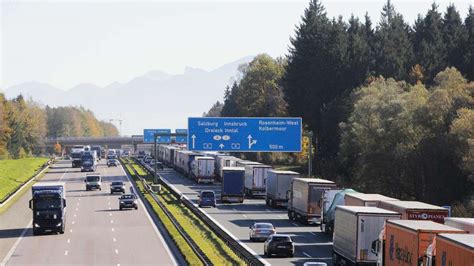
[44,135,146,150]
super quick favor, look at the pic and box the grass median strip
[123,158,246,265]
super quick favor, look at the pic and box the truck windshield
[35,198,62,210]
[86,176,100,182]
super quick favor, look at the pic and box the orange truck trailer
[379,220,466,266]
[378,201,449,224]
[345,193,399,207]
[426,233,474,266]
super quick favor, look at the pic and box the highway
[0,160,177,265]
[157,167,334,266]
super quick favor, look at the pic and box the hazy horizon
[2,0,472,90]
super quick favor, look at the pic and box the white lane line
[67,239,70,243]
[73,214,76,217]
[303,252,311,258]
[113,237,117,242]
[75,208,78,211]
[115,249,119,254]
[291,222,298,226]
[242,214,248,218]
[117,264,120,266]
[110,220,114,224]
[109,213,112,216]
[69,229,73,233]
[77,202,79,206]
[108,202,111,205]
[78,198,81,201]
[1,221,32,265]
[64,250,68,256]
[119,164,178,265]
[310,232,317,236]
[111,228,115,232]
[109,207,112,210]
[72,221,75,225]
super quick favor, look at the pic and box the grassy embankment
[0,157,50,213]
[122,158,245,266]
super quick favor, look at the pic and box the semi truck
[332,206,401,265]
[345,193,398,207]
[81,151,97,172]
[372,220,466,266]
[265,170,300,208]
[191,156,215,184]
[244,164,272,197]
[29,182,67,235]
[216,155,242,181]
[426,233,474,266]
[287,178,337,224]
[70,147,83,168]
[378,200,449,223]
[321,188,357,235]
[444,217,474,233]
[221,167,245,203]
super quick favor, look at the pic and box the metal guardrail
[121,159,212,266]
[134,158,264,266]
[0,158,53,204]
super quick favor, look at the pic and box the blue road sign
[143,129,171,143]
[175,129,187,143]
[188,117,302,152]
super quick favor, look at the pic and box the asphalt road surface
[0,160,176,265]
[157,167,333,266]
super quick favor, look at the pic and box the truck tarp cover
[222,170,244,195]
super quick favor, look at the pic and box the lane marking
[109,207,112,210]
[109,213,112,216]
[72,221,75,225]
[112,228,115,232]
[303,252,311,258]
[69,229,73,233]
[291,223,298,226]
[64,250,68,256]
[113,238,117,242]
[1,221,32,265]
[73,214,76,217]
[310,232,317,236]
[119,164,178,265]
[115,249,119,254]
[108,202,111,205]
[67,239,70,243]
[242,214,248,218]
[75,208,78,211]
[110,220,114,224]
[77,202,79,206]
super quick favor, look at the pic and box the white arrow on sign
[191,134,196,149]
[248,135,257,149]
[219,143,225,149]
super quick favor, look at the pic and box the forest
[0,94,118,159]
[205,0,474,214]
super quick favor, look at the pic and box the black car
[264,234,294,258]
[110,181,125,194]
[119,194,138,210]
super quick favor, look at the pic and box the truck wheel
[135,206,138,210]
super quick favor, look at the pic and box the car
[264,234,294,258]
[110,181,125,194]
[107,155,118,167]
[85,174,102,191]
[249,222,276,241]
[198,190,216,208]
[119,194,138,210]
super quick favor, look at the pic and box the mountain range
[4,56,254,135]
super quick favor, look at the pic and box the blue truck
[221,167,245,203]
[29,182,67,235]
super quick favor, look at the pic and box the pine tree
[462,6,474,80]
[442,4,468,71]
[348,14,374,87]
[220,82,240,117]
[413,3,447,82]
[374,0,413,80]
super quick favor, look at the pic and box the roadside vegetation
[204,0,474,215]
[0,157,49,202]
[121,158,245,266]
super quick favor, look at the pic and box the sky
[1,0,472,90]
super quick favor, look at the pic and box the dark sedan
[264,234,294,258]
